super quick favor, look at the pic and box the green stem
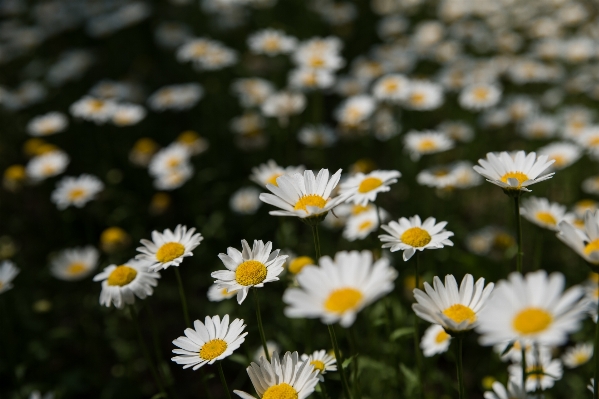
[252,288,271,362]
[414,253,424,399]
[348,326,361,398]
[174,267,191,328]
[594,278,599,399]
[318,381,329,399]
[456,337,465,399]
[131,306,167,397]
[311,224,322,259]
[328,324,353,399]
[217,362,232,399]
[521,344,527,391]
[513,196,523,274]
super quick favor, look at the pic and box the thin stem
[594,278,599,399]
[513,196,523,274]
[311,224,322,259]
[521,344,527,392]
[132,306,167,397]
[174,267,191,328]
[217,362,232,399]
[252,288,271,362]
[413,253,424,399]
[374,203,382,231]
[328,324,353,399]
[456,337,465,399]
[348,326,361,398]
[318,381,329,399]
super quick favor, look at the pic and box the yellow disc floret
[235,260,267,286]
[512,308,552,334]
[500,172,529,189]
[68,188,86,201]
[67,262,86,275]
[310,360,326,373]
[535,212,557,225]
[442,304,477,324]
[584,239,599,256]
[288,256,314,275]
[435,329,450,343]
[107,265,138,286]
[263,383,298,399]
[156,242,186,263]
[294,195,327,212]
[358,177,383,193]
[400,227,432,248]
[417,139,436,152]
[358,220,373,231]
[267,173,282,186]
[199,339,228,360]
[324,288,363,314]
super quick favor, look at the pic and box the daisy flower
[50,246,99,281]
[51,174,104,210]
[230,187,262,215]
[288,68,335,91]
[147,83,203,112]
[283,250,397,327]
[372,74,410,102]
[301,350,337,381]
[26,150,70,182]
[253,341,280,362]
[557,210,599,266]
[112,103,146,126]
[473,151,555,193]
[537,141,582,170]
[129,138,159,167]
[459,82,502,111]
[93,259,160,309]
[297,124,337,148]
[483,381,529,399]
[27,112,68,136]
[231,78,275,108]
[421,324,452,357]
[234,351,319,399]
[69,96,116,124]
[379,215,454,261]
[403,80,443,110]
[417,161,481,190]
[100,226,130,253]
[338,170,401,206]
[0,261,19,294]
[153,165,194,191]
[211,240,287,304]
[261,91,306,127]
[413,274,494,333]
[508,349,563,392]
[248,29,297,56]
[136,225,203,272]
[520,196,571,231]
[403,130,454,161]
[171,315,247,370]
[207,284,238,302]
[334,95,376,129]
[148,143,191,177]
[582,176,599,196]
[562,342,593,368]
[519,115,558,140]
[250,160,304,187]
[287,256,315,275]
[476,270,587,347]
[259,169,346,221]
[342,207,387,241]
[176,131,209,155]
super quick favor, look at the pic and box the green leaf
[500,341,515,356]
[400,363,418,394]
[390,327,414,341]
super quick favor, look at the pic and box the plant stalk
[174,267,191,328]
[328,324,353,399]
[252,287,271,362]
[217,362,232,399]
[513,196,523,274]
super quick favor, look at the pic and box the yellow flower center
[417,139,437,152]
[400,227,432,247]
[535,212,557,225]
[134,138,158,154]
[101,227,127,245]
[351,205,370,215]
[235,260,267,286]
[442,304,477,324]
[68,188,86,200]
[526,366,544,382]
[512,308,553,334]
[263,37,281,51]
[89,99,105,111]
[309,56,325,68]
[410,92,425,105]
[67,262,86,275]
[5,165,26,181]
[434,169,450,177]
[267,173,282,186]
[589,137,599,147]
[107,265,138,286]
[551,155,565,167]
[178,131,200,144]
[584,239,599,256]
[384,80,398,92]
[156,242,185,263]
[324,288,363,314]
[574,352,590,365]
[472,87,489,100]
[435,329,450,343]
[199,339,228,360]
[311,360,326,373]
[42,165,56,175]
[288,256,314,275]
[358,177,383,193]
[493,233,514,249]
[358,220,373,231]
[167,158,181,168]
[262,383,298,399]
[500,171,529,188]
[294,195,327,212]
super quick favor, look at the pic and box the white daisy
[112,103,146,126]
[582,176,599,196]
[288,68,335,91]
[537,141,582,170]
[153,165,194,191]
[253,341,280,362]
[520,196,571,232]
[342,207,387,242]
[50,246,99,281]
[231,78,275,108]
[300,350,337,381]
[250,160,304,187]
[147,83,204,112]
[69,96,116,124]
[421,324,452,357]
[557,210,599,266]
[476,270,587,347]
[26,150,70,182]
[148,143,191,178]
[176,131,209,156]
[211,240,287,304]
[372,74,410,102]
[136,225,203,272]
[259,169,346,220]
[413,274,494,333]
[247,29,297,56]
[334,95,376,128]
[297,124,337,148]
[562,342,593,368]
[483,381,529,399]
[230,187,262,215]
[27,112,68,136]
[283,250,397,327]
[519,115,558,140]
[207,284,238,302]
[234,351,319,399]
[51,174,104,210]
[0,261,19,294]
[459,82,502,111]
[338,170,401,206]
[508,350,563,392]
[437,121,474,143]
[171,315,247,370]
[416,161,481,190]
[403,130,454,161]
[403,80,444,111]
[473,151,555,193]
[93,259,160,309]
[261,91,306,127]
[379,215,454,261]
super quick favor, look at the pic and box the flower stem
[328,324,353,399]
[413,253,424,399]
[318,381,329,399]
[131,306,167,397]
[348,326,362,398]
[456,337,465,399]
[311,224,322,259]
[513,196,523,274]
[252,287,271,362]
[217,362,232,399]
[521,344,527,391]
[594,278,599,399]
[174,267,191,328]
